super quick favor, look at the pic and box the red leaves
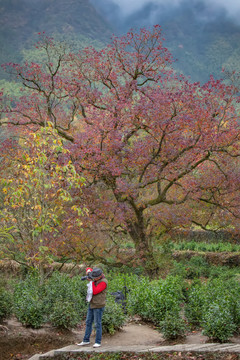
[1,28,240,270]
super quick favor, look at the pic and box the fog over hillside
[90,0,240,81]
[90,0,240,28]
[0,0,240,82]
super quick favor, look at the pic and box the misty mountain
[0,0,112,77]
[90,0,240,82]
[0,0,240,83]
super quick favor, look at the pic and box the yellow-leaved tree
[0,125,87,278]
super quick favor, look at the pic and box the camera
[80,268,103,281]
[81,274,93,281]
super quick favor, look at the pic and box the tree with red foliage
[1,27,240,274]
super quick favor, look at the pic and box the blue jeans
[83,306,105,344]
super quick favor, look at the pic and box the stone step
[35,343,240,359]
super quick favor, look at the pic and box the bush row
[108,272,240,342]
[173,240,240,253]
[185,278,240,342]
[0,271,126,333]
[170,256,240,280]
[2,270,240,342]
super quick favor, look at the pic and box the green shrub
[209,265,237,280]
[13,272,45,328]
[43,272,75,314]
[185,283,205,328]
[173,240,240,253]
[107,272,139,294]
[185,277,240,338]
[43,272,87,319]
[149,276,184,324]
[14,295,45,328]
[202,302,236,342]
[160,310,187,340]
[204,278,235,305]
[222,280,240,327]
[0,288,13,322]
[127,275,184,325]
[127,276,152,319]
[185,256,210,279]
[202,278,240,333]
[102,295,127,335]
[70,275,89,318]
[50,300,80,329]
[169,261,188,278]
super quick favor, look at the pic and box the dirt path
[1,316,240,360]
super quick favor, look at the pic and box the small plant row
[2,271,240,343]
[170,256,240,280]
[172,240,240,253]
[185,277,240,342]
[108,272,240,343]
[0,271,126,333]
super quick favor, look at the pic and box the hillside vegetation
[0,0,112,79]
[91,0,240,82]
[1,0,240,83]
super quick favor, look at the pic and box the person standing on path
[77,267,108,348]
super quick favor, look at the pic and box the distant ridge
[90,0,240,82]
[1,0,240,82]
[0,0,112,78]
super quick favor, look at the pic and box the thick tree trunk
[127,212,159,277]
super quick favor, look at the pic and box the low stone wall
[171,230,240,243]
[0,259,85,275]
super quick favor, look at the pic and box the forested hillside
[91,0,240,82]
[0,0,112,79]
[1,0,240,83]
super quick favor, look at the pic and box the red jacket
[90,276,108,309]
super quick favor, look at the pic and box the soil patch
[1,316,239,360]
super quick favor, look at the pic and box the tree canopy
[1,27,240,274]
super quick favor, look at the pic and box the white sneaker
[93,343,101,348]
[77,341,90,346]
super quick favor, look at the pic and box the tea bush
[185,282,205,328]
[184,278,240,341]
[127,275,184,325]
[184,256,210,279]
[50,300,80,329]
[173,240,240,253]
[102,295,127,334]
[169,261,188,278]
[107,271,139,299]
[202,301,236,342]
[171,258,239,281]
[13,273,45,328]
[127,276,153,320]
[44,272,87,320]
[204,278,240,325]
[149,276,184,324]
[13,271,87,328]
[0,288,13,322]
[8,268,240,342]
[160,310,187,340]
